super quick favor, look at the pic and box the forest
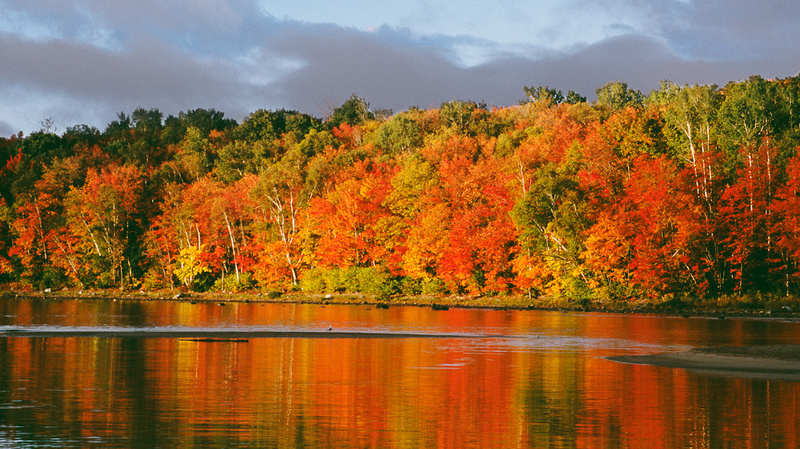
[2,75,800,303]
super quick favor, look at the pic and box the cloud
[0,0,798,135]
[0,120,15,138]
[266,28,799,114]
[0,31,249,128]
[636,0,800,60]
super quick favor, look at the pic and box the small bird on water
[328,325,332,331]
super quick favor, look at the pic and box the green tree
[511,163,589,297]
[62,124,101,150]
[236,109,320,143]
[522,86,564,105]
[649,81,721,206]
[160,108,237,146]
[717,76,781,155]
[178,108,237,135]
[439,100,488,135]
[173,127,216,181]
[131,107,163,134]
[372,113,423,157]
[105,108,169,168]
[521,86,585,105]
[11,132,70,205]
[103,112,132,143]
[776,75,800,136]
[565,90,587,104]
[595,81,644,110]
[327,94,374,129]
[215,140,273,182]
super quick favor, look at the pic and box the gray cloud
[0,120,15,138]
[269,29,799,114]
[0,0,798,134]
[637,0,800,60]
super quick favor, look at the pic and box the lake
[1,297,799,448]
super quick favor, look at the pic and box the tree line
[2,76,800,302]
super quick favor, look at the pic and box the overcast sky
[1,0,799,136]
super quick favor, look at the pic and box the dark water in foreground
[1,298,799,448]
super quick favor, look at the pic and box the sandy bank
[608,345,800,381]
[0,328,487,339]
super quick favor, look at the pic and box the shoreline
[608,345,800,381]
[2,289,800,320]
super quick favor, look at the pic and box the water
[1,298,799,448]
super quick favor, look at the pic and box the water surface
[1,298,799,448]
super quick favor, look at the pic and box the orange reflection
[1,301,799,448]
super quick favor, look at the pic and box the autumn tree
[512,162,589,297]
[0,198,14,278]
[307,159,394,269]
[247,144,319,288]
[5,75,800,301]
[717,141,782,293]
[771,147,800,294]
[583,156,703,298]
[439,157,518,294]
[650,82,722,207]
[9,155,88,288]
[65,164,145,288]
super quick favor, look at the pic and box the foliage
[174,245,210,289]
[522,86,586,106]
[326,95,374,129]
[4,76,800,304]
[235,109,320,143]
[595,81,644,111]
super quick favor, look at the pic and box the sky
[1,0,799,137]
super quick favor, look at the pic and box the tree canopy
[3,76,800,302]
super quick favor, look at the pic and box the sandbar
[609,344,800,381]
[0,328,484,339]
